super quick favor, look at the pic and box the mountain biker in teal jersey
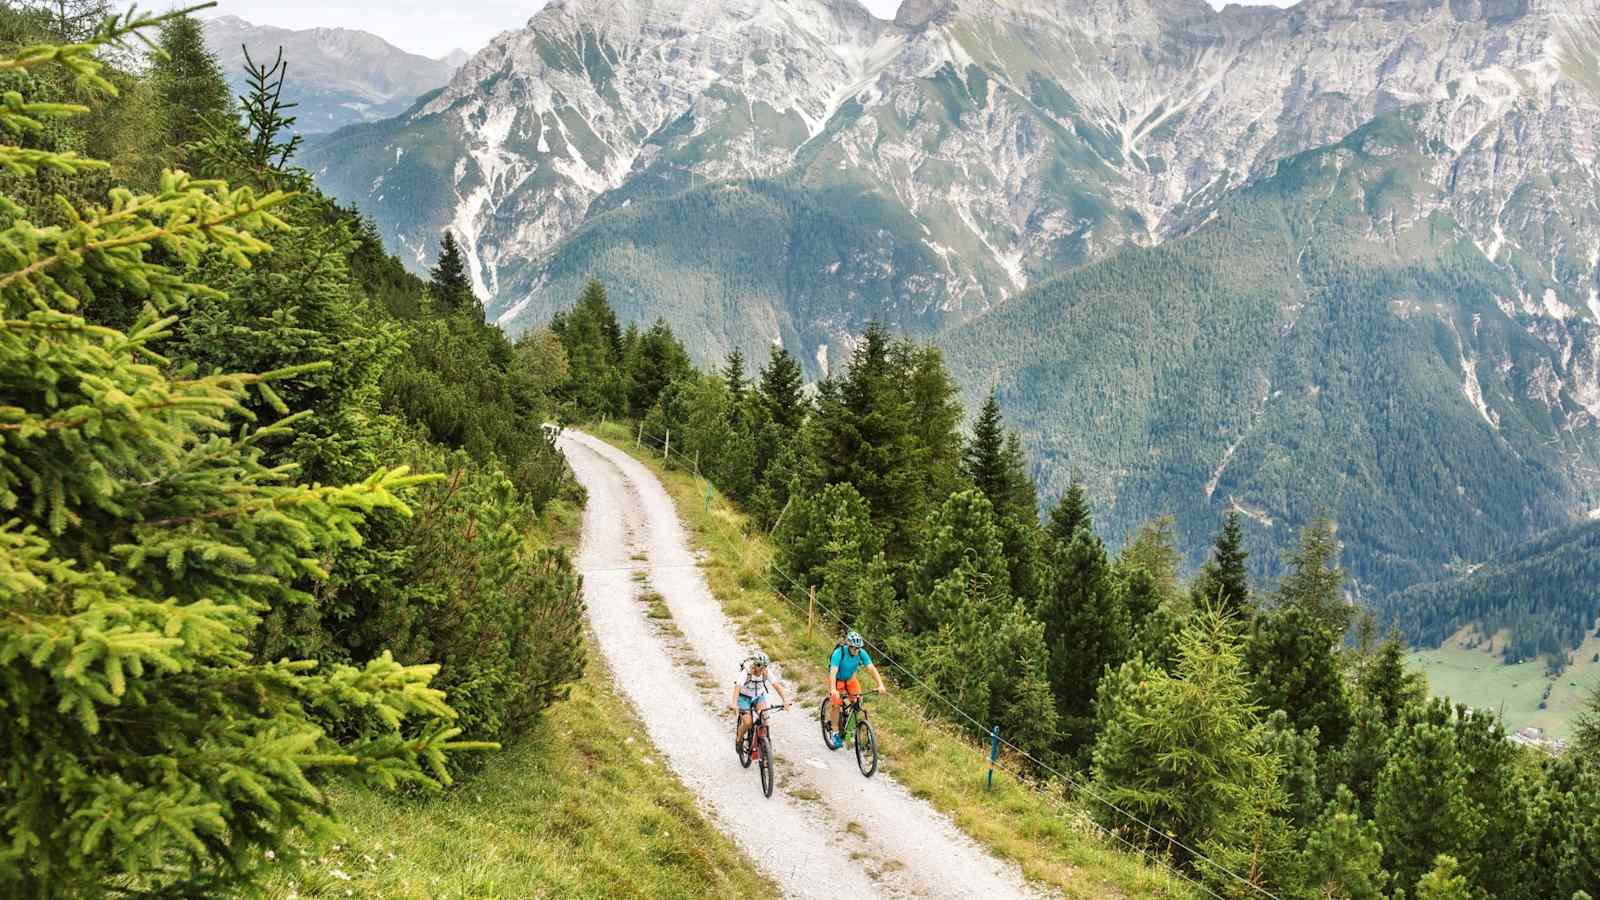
[731,650,789,753]
[826,631,886,749]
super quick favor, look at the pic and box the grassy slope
[261,501,774,900]
[589,421,1198,900]
[1409,627,1600,740]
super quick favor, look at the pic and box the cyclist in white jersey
[730,650,789,753]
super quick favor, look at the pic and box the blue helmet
[845,630,865,649]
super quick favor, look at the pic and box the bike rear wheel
[855,717,878,777]
[737,719,752,768]
[758,734,774,797]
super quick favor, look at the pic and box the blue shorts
[738,694,769,712]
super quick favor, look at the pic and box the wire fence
[595,421,1280,900]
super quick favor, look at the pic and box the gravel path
[559,429,1048,899]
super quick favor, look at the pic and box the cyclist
[826,630,886,748]
[731,650,789,754]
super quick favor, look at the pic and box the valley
[1409,626,1600,741]
[304,0,1600,626]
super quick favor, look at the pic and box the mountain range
[202,15,469,134]
[300,0,1600,621]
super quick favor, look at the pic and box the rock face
[303,0,1600,589]
[307,0,1596,352]
[203,16,464,134]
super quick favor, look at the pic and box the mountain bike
[819,690,878,777]
[735,703,785,798]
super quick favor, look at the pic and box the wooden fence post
[807,585,816,639]
[636,421,643,448]
[663,428,670,463]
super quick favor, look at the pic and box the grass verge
[260,495,774,899]
[589,420,1197,899]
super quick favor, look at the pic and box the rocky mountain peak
[893,0,955,28]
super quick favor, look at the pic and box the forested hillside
[944,111,1600,604]
[302,0,1600,649]
[1382,520,1600,669]
[540,279,1600,900]
[0,7,586,894]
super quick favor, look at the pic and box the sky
[201,0,1297,60]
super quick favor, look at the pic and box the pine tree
[1000,432,1037,514]
[1450,703,1538,900]
[1541,759,1600,899]
[899,342,965,504]
[1413,856,1472,900]
[1192,511,1251,617]
[1275,516,1352,637]
[627,319,692,418]
[917,574,1060,758]
[0,18,477,895]
[907,490,1012,631]
[1116,516,1183,630]
[757,345,807,431]
[429,231,477,312]
[809,323,923,557]
[773,481,883,591]
[962,391,1037,522]
[1358,631,1427,728]
[1300,787,1390,900]
[723,348,748,406]
[1246,603,1354,747]
[997,511,1050,608]
[1039,520,1129,755]
[964,392,1009,503]
[552,279,627,416]
[1047,477,1091,544]
[151,14,231,164]
[1373,704,1485,892]
[1090,607,1282,868]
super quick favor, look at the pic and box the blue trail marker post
[987,726,1000,791]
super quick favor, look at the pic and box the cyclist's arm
[866,663,887,693]
[730,679,740,711]
[827,665,840,698]
[774,678,789,705]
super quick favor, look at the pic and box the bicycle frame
[837,694,870,743]
[746,704,784,758]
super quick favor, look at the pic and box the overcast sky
[201,0,1298,60]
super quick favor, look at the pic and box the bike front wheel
[758,734,774,797]
[854,718,878,777]
[737,723,752,768]
[818,698,838,750]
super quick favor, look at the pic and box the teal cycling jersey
[830,645,872,681]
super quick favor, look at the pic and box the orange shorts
[833,677,862,699]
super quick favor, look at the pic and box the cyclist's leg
[736,696,754,746]
[830,680,846,734]
[843,678,863,732]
